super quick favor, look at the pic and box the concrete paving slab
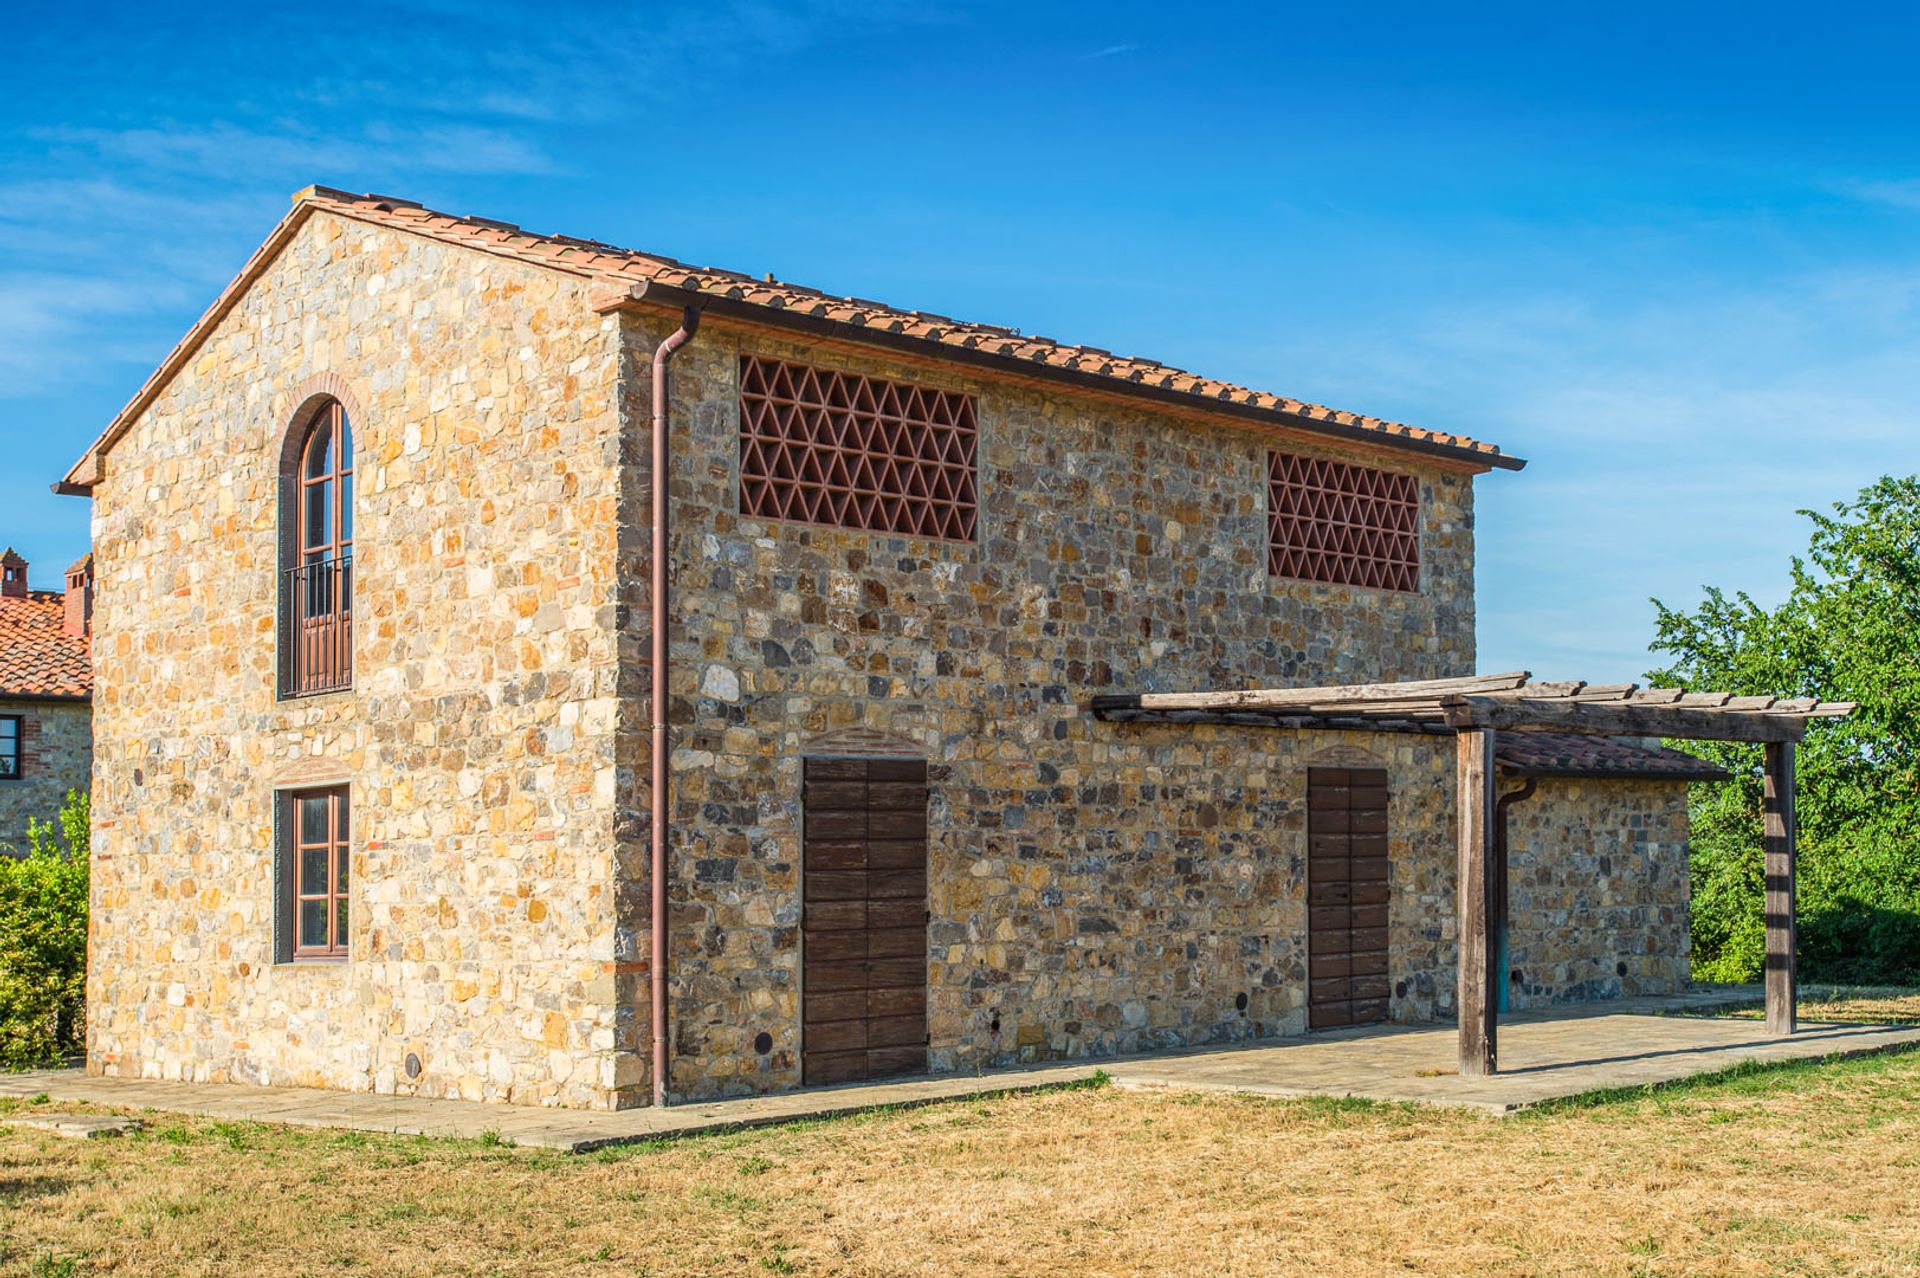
[1,1112,142,1139]
[2,994,1913,1150]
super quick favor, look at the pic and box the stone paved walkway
[3,992,1914,1150]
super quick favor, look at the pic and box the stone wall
[1504,777,1692,1006]
[0,698,90,853]
[631,320,1486,1100]
[85,212,631,1108]
[83,215,1690,1113]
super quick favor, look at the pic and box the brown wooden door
[802,757,930,1085]
[1307,766,1391,1029]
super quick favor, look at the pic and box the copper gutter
[591,281,1525,475]
[650,304,702,1108]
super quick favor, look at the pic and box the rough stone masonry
[77,199,1693,1110]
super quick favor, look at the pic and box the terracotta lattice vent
[1267,451,1420,592]
[738,355,978,541]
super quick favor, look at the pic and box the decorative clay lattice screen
[1267,451,1420,592]
[739,356,978,541]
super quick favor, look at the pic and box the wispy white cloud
[1085,43,1139,59]
[1835,177,1920,212]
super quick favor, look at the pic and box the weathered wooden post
[1457,728,1499,1075]
[1764,740,1797,1036]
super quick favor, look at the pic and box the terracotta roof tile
[293,188,1513,465]
[62,185,1526,494]
[0,591,90,700]
[1494,733,1727,781]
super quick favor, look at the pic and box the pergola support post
[1764,740,1797,1036]
[1457,728,1499,1076]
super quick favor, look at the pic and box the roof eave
[1497,763,1732,783]
[54,191,334,498]
[595,280,1527,475]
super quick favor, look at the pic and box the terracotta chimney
[64,554,94,637]
[0,549,25,599]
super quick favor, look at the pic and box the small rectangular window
[738,355,979,541]
[1267,451,1421,592]
[0,717,19,780]
[277,786,350,960]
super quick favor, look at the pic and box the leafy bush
[1651,477,1920,986]
[0,789,89,1067]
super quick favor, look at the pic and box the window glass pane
[341,471,353,546]
[334,897,349,951]
[339,412,353,470]
[335,841,349,891]
[300,844,330,895]
[305,479,332,553]
[299,795,330,844]
[299,899,328,950]
[304,421,333,479]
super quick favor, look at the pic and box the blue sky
[6,2,1920,681]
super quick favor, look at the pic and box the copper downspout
[651,305,702,1108]
[1493,775,1539,1014]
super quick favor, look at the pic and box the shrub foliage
[0,789,89,1067]
[1651,476,1920,984]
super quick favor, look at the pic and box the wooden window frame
[277,398,355,698]
[0,715,20,782]
[276,786,351,962]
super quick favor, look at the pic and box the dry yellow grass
[4,1033,1920,1276]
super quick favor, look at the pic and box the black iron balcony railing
[282,555,352,697]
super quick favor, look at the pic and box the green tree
[0,789,90,1066]
[1650,475,1920,984]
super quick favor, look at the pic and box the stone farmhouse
[59,186,1731,1110]
[0,549,93,852]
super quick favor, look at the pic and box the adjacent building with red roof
[0,549,92,851]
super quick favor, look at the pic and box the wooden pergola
[1090,672,1855,1076]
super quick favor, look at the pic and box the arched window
[279,398,354,696]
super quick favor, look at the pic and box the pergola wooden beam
[1438,695,1819,743]
[1087,671,1854,1077]
[1457,729,1500,1076]
[1764,741,1798,1035]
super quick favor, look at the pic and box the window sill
[279,955,350,967]
[277,687,355,703]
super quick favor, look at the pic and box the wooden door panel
[1307,766,1391,1031]
[867,839,927,869]
[868,810,926,840]
[867,986,926,1019]
[805,961,869,994]
[804,990,866,1024]
[804,839,867,871]
[805,810,868,840]
[867,782,929,809]
[866,926,925,959]
[805,1019,868,1052]
[803,931,867,963]
[805,870,867,902]
[803,781,869,809]
[868,868,928,900]
[864,1045,928,1077]
[803,757,930,1087]
[805,1051,868,1085]
[867,899,924,930]
[805,901,867,932]
[866,1015,926,1048]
